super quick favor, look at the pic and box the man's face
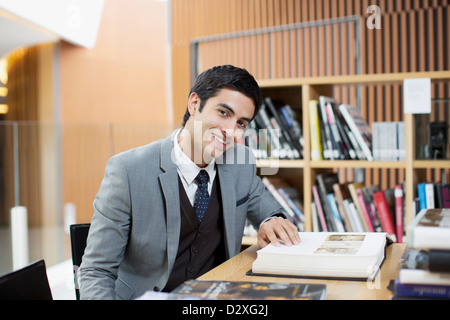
[185,88,255,166]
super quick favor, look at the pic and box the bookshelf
[255,71,450,234]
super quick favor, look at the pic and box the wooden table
[199,243,407,300]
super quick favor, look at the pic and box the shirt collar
[173,128,216,185]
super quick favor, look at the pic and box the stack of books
[309,96,373,161]
[311,173,403,242]
[393,209,450,299]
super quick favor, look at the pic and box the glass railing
[0,121,176,276]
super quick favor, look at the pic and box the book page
[258,232,386,257]
[314,234,365,255]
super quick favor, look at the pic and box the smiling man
[79,65,300,300]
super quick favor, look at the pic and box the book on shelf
[249,97,303,160]
[347,182,371,232]
[308,100,323,161]
[312,185,328,232]
[319,96,345,160]
[417,182,450,210]
[307,97,374,161]
[261,177,305,231]
[394,185,404,243]
[407,208,450,250]
[250,232,393,281]
[338,104,373,161]
[372,190,397,242]
[372,121,405,161]
[316,173,340,231]
[311,176,405,241]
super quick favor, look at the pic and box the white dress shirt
[173,129,217,206]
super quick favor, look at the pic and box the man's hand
[257,217,301,248]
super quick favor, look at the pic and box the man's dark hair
[182,65,262,126]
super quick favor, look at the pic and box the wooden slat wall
[1,48,42,226]
[171,0,450,190]
[172,0,449,124]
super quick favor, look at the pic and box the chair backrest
[70,223,91,300]
[0,260,53,300]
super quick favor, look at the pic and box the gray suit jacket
[79,131,285,299]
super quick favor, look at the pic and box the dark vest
[162,175,225,292]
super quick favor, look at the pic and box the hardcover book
[407,209,450,250]
[251,232,393,281]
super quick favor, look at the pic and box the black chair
[0,260,53,300]
[70,223,90,300]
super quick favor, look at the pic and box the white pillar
[11,206,29,270]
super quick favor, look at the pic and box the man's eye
[238,121,248,129]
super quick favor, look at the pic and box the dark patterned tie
[194,170,210,222]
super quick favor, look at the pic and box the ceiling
[0,0,104,60]
[0,9,59,59]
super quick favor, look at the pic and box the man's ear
[187,92,200,117]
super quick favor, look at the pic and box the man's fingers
[273,217,301,246]
[258,226,280,248]
[258,217,301,248]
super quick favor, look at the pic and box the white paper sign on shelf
[403,78,431,114]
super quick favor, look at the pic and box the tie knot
[195,170,209,186]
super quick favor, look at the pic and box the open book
[251,232,393,281]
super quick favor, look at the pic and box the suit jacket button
[153,286,160,291]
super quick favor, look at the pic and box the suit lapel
[217,164,236,259]
[159,133,181,272]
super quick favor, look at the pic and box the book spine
[397,122,406,161]
[318,98,334,159]
[435,184,444,208]
[417,183,427,210]
[316,175,338,231]
[280,105,304,158]
[425,183,435,209]
[443,185,450,209]
[394,185,404,243]
[394,280,450,299]
[372,191,397,241]
[332,183,353,232]
[335,115,356,159]
[311,202,319,232]
[348,202,365,232]
[372,122,380,160]
[339,104,373,161]
[325,102,346,159]
[356,189,375,232]
[277,188,305,225]
[312,185,328,232]
[348,183,370,232]
[327,194,346,232]
[399,268,450,285]
[261,177,295,218]
[308,100,323,161]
